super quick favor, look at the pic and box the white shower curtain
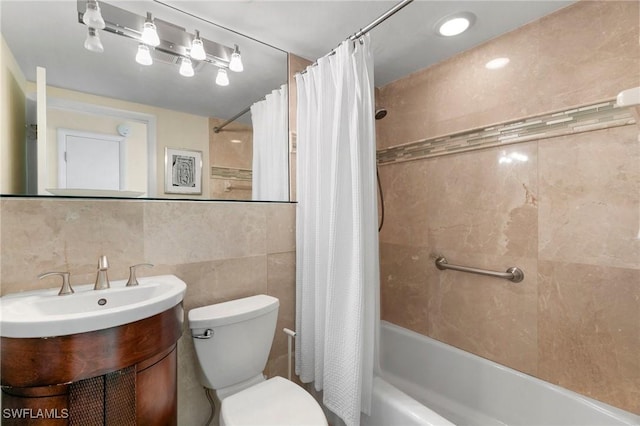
[251,84,289,201]
[295,34,379,426]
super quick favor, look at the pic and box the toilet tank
[189,295,279,390]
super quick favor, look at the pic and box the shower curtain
[251,84,288,201]
[295,34,379,426]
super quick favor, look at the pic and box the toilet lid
[220,377,327,426]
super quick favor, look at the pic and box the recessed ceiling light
[435,12,475,37]
[230,139,242,144]
[439,18,469,36]
[485,57,510,70]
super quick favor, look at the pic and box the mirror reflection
[0,0,290,201]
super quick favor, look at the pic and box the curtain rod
[216,0,414,132]
[299,0,414,75]
[213,105,251,133]
[349,0,414,41]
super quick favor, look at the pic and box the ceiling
[1,0,575,120]
[162,0,575,86]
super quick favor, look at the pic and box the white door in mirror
[57,128,126,191]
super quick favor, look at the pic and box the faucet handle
[38,272,74,296]
[126,263,154,287]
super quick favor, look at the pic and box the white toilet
[189,295,327,426]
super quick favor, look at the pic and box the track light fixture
[77,1,244,85]
[190,30,207,61]
[84,27,104,53]
[141,12,160,46]
[82,0,105,30]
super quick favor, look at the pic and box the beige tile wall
[379,124,640,414]
[0,198,296,425]
[377,0,640,415]
[377,1,640,149]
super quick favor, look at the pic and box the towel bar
[435,257,524,283]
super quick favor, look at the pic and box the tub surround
[379,124,640,414]
[377,0,640,415]
[0,198,296,425]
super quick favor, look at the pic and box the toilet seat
[220,376,327,426]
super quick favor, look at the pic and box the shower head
[375,108,387,120]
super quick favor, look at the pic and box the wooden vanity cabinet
[1,304,183,425]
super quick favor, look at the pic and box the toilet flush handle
[192,329,214,339]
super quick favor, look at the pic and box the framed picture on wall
[164,147,202,194]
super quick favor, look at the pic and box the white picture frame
[164,147,202,195]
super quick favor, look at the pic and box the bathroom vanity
[0,275,186,425]
[1,305,182,425]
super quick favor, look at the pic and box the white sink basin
[0,275,186,338]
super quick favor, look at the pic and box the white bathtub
[364,321,640,426]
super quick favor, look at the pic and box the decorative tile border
[377,100,636,165]
[211,166,252,181]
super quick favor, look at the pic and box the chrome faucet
[94,255,110,290]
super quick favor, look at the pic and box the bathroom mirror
[0,0,289,201]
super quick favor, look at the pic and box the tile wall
[377,0,640,414]
[377,1,639,149]
[0,198,296,424]
[209,117,253,200]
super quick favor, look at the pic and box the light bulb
[83,0,105,30]
[190,30,206,61]
[136,44,152,66]
[229,44,243,72]
[84,27,104,53]
[216,68,229,86]
[179,58,194,77]
[141,12,160,47]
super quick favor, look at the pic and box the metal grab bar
[435,257,524,283]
